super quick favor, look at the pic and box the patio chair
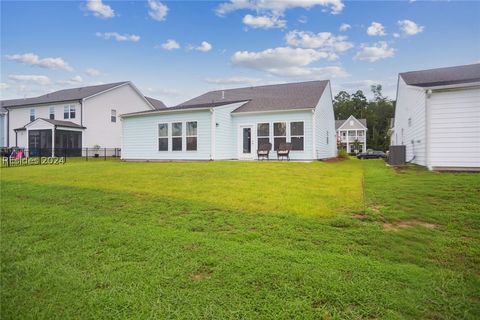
[257,142,272,160]
[277,142,292,161]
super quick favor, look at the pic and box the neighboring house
[335,115,367,153]
[0,107,7,147]
[121,80,337,161]
[0,81,166,155]
[392,63,480,170]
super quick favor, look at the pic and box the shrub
[337,148,348,159]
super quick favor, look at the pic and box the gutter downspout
[210,107,216,160]
[6,109,10,147]
[311,109,316,159]
[425,89,431,169]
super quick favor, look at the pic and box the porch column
[52,128,54,157]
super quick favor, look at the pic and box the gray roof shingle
[145,96,167,109]
[14,118,86,130]
[335,118,367,130]
[1,82,129,108]
[175,80,329,113]
[400,63,480,87]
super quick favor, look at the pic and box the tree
[333,85,395,151]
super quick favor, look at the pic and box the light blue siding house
[121,80,337,160]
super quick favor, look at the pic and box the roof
[175,80,329,113]
[145,96,167,110]
[335,117,367,130]
[400,63,480,88]
[1,82,129,108]
[14,118,86,131]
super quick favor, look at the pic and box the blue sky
[1,0,479,105]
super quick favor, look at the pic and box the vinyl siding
[232,110,314,160]
[213,102,247,160]
[428,87,480,168]
[121,110,212,160]
[0,114,6,147]
[314,82,337,159]
[393,77,427,165]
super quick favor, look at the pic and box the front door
[238,125,254,159]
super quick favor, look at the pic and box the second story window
[49,107,55,120]
[30,109,35,122]
[64,105,76,119]
[111,109,117,123]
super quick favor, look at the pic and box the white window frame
[157,120,199,153]
[49,107,55,120]
[255,120,305,152]
[64,105,76,119]
[186,121,198,151]
[30,108,35,122]
[111,109,117,123]
[158,123,169,151]
[290,121,304,151]
[256,122,271,150]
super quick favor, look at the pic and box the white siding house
[122,81,337,161]
[0,82,165,154]
[335,115,368,153]
[392,63,480,170]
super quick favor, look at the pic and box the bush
[337,148,348,159]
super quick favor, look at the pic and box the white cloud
[58,75,84,85]
[242,14,286,29]
[393,33,400,38]
[159,39,180,50]
[86,68,101,76]
[367,22,386,36]
[216,0,345,16]
[298,16,308,24]
[96,32,140,42]
[5,53,74,72]
[285,30,353,53]
[195,41,212,52]
[148,0,168,21]
[205,76,261,85]
[231,47,347,78]
[354,41,395,62]
[86,0,115,18]
[398,19,424,36]
[8,75,51,85]
[339,23,351,32]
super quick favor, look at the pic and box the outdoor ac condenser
[388,145,406,166]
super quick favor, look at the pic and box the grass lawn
[1,159,479,319]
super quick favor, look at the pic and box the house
[335,115,367,153]
[0,81,166,156]
[392,63,480,170]
[121,80,337,161]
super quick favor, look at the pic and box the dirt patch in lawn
[189,268,213,281]
[383,219,438,231]
[353,213,369,220]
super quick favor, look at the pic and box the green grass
[1,159,479,319]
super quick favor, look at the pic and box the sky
[1,0,479,106]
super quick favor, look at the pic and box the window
[326,130,329,145]
[64,105,76,119]
[342,131,346,137]
[30,109,35,122]
[111,109,117,123]
[290,122,304,151]
[257,123,270,150]
[348,130,356,137]
[408,117,412,127]
[49,107,55,120]
[273,122,287,150]
[358,130,364,137]
[158,123,168,151]
[172,122,182,151]
[186,121,197,151]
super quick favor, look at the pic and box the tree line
[333,85,395,151]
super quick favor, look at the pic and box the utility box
[389,145,406,166]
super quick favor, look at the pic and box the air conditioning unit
[388,145,406,166]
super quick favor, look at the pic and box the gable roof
[14,118,86,131]
[175,80,329,113]
[335,116,367,130]
[145,96,167,109]
[400,63,480,88]
[1,82,129,108]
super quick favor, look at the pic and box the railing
[0,147,121,161]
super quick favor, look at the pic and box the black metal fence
[0,147,121,161]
